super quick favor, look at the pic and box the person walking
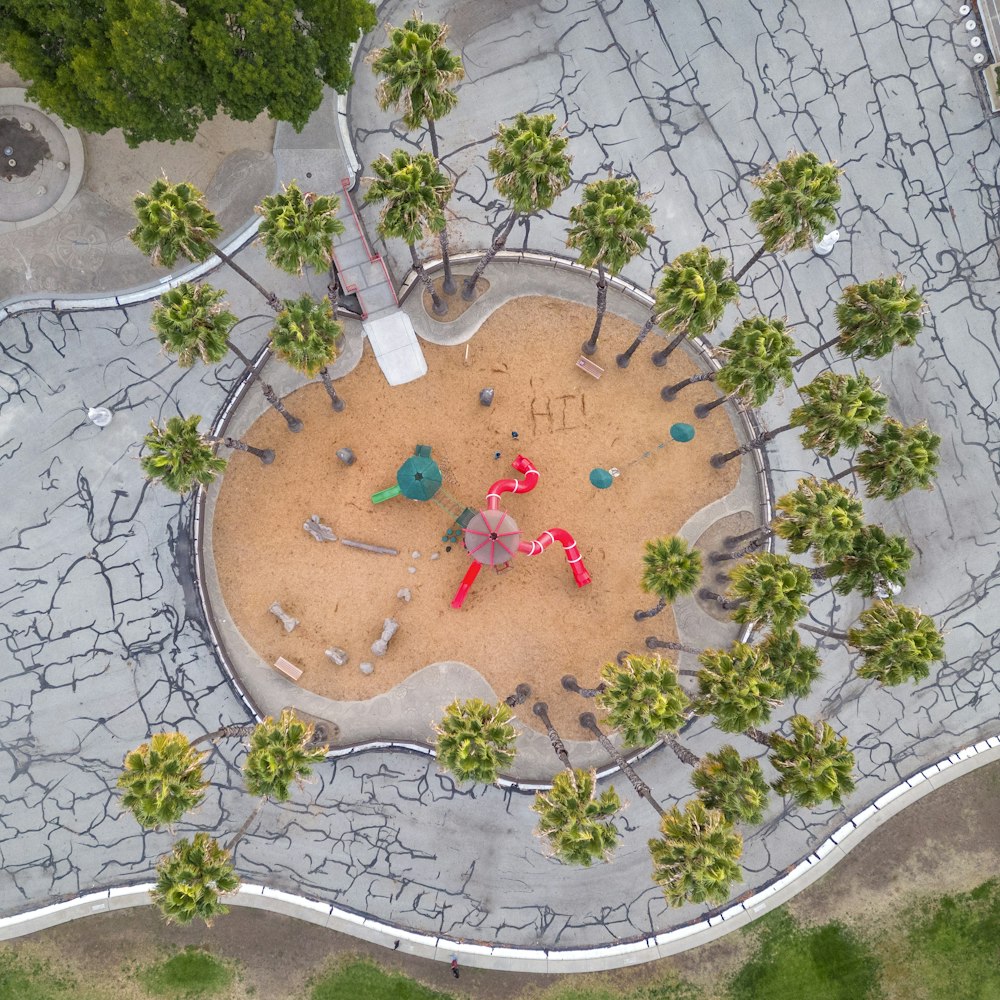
[450,955,460,979]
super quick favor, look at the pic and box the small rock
[325,647,348,666]
[360,661,374,675]
[411,550,421,559]
[430,552,439,561]
[397,588,412,602]
[408,566,417,574]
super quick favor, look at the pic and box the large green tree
[566,176,655,356]
[593,654,691,747]
[118,733,208,830]
[434,698,517,784]
[694,643,784,733]
[635,536,703,620]
[0,0,376,147]
[141,416,229,494]
[701,553,813,634]
[665,740,770,826]
[242,710,327,802]
[831,419,941,500]
[256,183,344,277]
[269,295,346,413]
[151,833,240,926]
[817,524,914,599]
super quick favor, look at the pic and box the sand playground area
[211,296,741,739]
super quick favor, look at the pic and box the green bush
[138,948,232,998]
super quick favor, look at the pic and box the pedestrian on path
[450,955,460,979]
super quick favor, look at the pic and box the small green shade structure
[670,422,695,442]
[372,446,443,503]
[589,468,614,489]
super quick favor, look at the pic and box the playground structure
[451,455,591,609]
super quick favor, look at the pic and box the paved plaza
[2,0,999,958]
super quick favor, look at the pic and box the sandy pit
[212,296,741,737]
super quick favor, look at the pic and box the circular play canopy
[670,422,695,443]
[396,454,442,500]
[463,508,521,565]
[589,468,614,489]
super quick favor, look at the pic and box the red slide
[486,455,540,510]
[517,528,592,588]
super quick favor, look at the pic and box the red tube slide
[517,528,592,588]
[450,561,483,609]
[486,454,540,510]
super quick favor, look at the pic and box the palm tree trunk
[327,263,341,319]
[463,213,517,301]
[410,243,447,316]
[743,727,772,747]
[260,383,303,432]
[319,367,346,412]
[562,675,607,698]
[190,723,258,749]
[437,225,456,294]
[711,423,793,468]
[733,243,766,282]
[504,683,532,707]
[633,597,667,621]
[533,702,572,770]
[645,637,703,655]
[225,799,265,855]
[651,327,690,368]
[793,336,842,369]
[698,589,743,610]
[661,370,715,402]
[582,264,607,356]
[219,436,275,465]
[208,241,281,313]
[665,735,701,768]
[695,392,733,419]
[799,622,848,641]
[828,465,859,483]
[579,713,666,816]
[711,532,771,563]
[617,312,658,369]
[427,118,441,160]
[811,566,831,581]
[725,525,771,547]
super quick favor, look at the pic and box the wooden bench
[576,355,604,379]
[273,656,303,683]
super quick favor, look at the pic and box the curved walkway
[1,0,999,971]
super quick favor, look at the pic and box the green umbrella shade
[396,454,443,500]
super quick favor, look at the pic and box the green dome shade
[396,454,443,500]
[589,468,614,489]
[670,422,695,442]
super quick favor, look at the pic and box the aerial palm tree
[242,709,328,803]
[616,246,738,368]
[701,553,813,634]
[256,182,345,277]
[635,536,703,620]
[462,112,573,300]
[532,766,622,866]
[141,416,233,494]
[746,715,856,809]
[665,740,769,826]
[151,833,240,926]
[660,316,798,419]
[711,370,888,467]
[434,698,517,784]
[269,295,346,413]
[566,175,655,356]
[593,654,691,747]
[118,732,208,830]
[816,524,914,598]
[131,177,281,311]
[830,418,941,500]
[713,478,864,565]
[736,151,842,280]
[368,15,464,292]
[364,149,453,315]
[755,629,822,699]
[153,282,303,431]
[803,600,943,687]
[649,800,743,906]
[693,643,784,734]
[795,275,926,368]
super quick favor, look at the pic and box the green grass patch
[886,879,1000,999]
[536,979,702,1000]
[138,947,232,999]
[309,958,454,1000]
[727,910,881,1000]
[0,950,91,1000]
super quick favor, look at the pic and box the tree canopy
[1,0,377,147]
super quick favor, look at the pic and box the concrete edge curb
[3,737,997,969]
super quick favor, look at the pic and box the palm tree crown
[649,800,743,906]
[364,149,451,245]
[748,151,842,255]
[835,275,926,359]
[532,768,621,866]
[490,112,572,215]
[657,246,740,339]
[242,710,327,802]
[434,698,517,784]
[118,732,207,829]
[827,525,913,598]
[270,296,342,377]
[854,419,941,500]
[715,316,799,406]
[848,600,944,686]
[791,372,888,457]
[141,415,226,494]
[695,643,784,733]
[152,283,236,368]
[368,15,464,147]
[641,536,703,606]
[772,477,864,563]
[692,746,770,826]
[152,833,240,926]
[566,176,654,275]
[595,655,691,747]
[728,553,814,633]
[130,177,221,267]
[257,183,344,276]
[768,715,856,808]
[756,630,821,699]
